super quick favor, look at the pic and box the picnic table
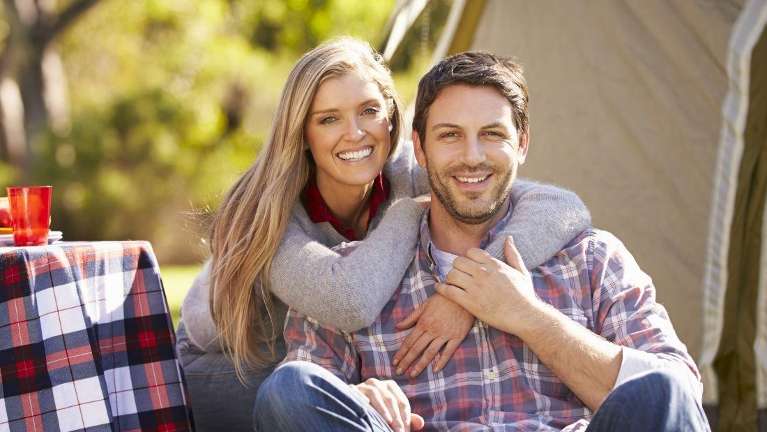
[0,241,192,431]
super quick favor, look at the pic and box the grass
[161,264,203,327]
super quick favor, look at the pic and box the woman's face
[305,71,392,193]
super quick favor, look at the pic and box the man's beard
[428,162,515,225]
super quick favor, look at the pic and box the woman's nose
[344,118,366,141]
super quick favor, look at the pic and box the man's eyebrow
[431,123,461,130]
[310,99,381,117]
[481,122,509,130]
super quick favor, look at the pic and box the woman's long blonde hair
[209,37,403,379]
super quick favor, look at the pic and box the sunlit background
[0,0,453,322]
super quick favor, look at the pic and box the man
[255,52,709,431]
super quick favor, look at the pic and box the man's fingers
[410,413,425,431]
[466,247,493,264]
[395,304,424,330]
[386,381,411,430]
[410,337,447,377]
[364,385,394,424]
[503,236,526,273]
[445,268,474,291]
[395,331,432,375]
[435,283,470,309]
[434,339,461,372]
[452,256,485,276]
[381,388,405,431]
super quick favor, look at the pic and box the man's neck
[428,197,511,256]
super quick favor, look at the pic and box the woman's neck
[316,176,374,237]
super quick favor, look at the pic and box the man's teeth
[338,147,373,161]
[456,175,489,184]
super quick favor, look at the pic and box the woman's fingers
[394,331,432,375]
[395,304,424,330]
[409,337,448,377]
[434,339,461,372]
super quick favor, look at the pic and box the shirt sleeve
[588,231,703,401]
[282,307,361,384]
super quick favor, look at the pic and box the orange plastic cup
[7,186,52,246]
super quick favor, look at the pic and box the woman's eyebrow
[311,99,381,116]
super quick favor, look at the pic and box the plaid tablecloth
[0,241,192,431]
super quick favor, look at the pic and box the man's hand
[393,293,474,377]
[435,236,541,336]
[352,378,425,432]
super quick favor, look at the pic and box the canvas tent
[383,1,767,430]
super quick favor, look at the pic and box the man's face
[413,84,528,225]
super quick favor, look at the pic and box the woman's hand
[392,293,474,377]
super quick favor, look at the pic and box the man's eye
[440,131,459,139]
[320,116,337,125]
[483,131,504,138]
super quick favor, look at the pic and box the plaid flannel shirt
[0,241,191,432]
[283,208,700,431]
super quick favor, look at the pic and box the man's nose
[461,136,486,165]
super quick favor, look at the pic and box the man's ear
[413,130,427,168]
[517,128,529,165]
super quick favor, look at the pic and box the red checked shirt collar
[302,173,390,241]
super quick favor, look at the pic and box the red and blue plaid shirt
[283,207,700,431]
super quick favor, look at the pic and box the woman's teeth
[337,147,373,161]
[455,175,489,184]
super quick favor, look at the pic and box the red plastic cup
[7,186,52,246]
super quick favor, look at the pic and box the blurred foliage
[4,0,447,264]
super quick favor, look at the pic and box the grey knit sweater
[181,141,592,350]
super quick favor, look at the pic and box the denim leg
[254,361,393,432]
[176,322,285,431]
[586,369,711,432]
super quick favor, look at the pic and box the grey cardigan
[181,141,591,350]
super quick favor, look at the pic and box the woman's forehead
[311,72,384,110]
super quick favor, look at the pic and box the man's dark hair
[412,52,529,141]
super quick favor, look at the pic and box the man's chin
[445,202,502,225]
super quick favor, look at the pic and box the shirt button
[484,368,498,380]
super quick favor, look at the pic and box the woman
[176,37,590,430]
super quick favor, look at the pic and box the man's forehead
[427,84,514,128]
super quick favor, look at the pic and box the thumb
[504,236,525,272]
[410,413,425,430]
[396,303,425,329]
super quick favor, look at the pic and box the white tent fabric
[384,0,767,411]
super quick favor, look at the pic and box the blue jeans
[255,361,710,431]
[175,322,285,432]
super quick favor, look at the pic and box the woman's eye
[320,116,337,125]
[362,107,380,115]
[483,131,504,138]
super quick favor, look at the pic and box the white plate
[0,231,63,246]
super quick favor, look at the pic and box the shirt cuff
[614,346,659,389]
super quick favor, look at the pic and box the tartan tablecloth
[0,241,192,432]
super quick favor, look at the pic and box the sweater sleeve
[485,178,592,269]
[179,260,220,351]
[268,197,424,332]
